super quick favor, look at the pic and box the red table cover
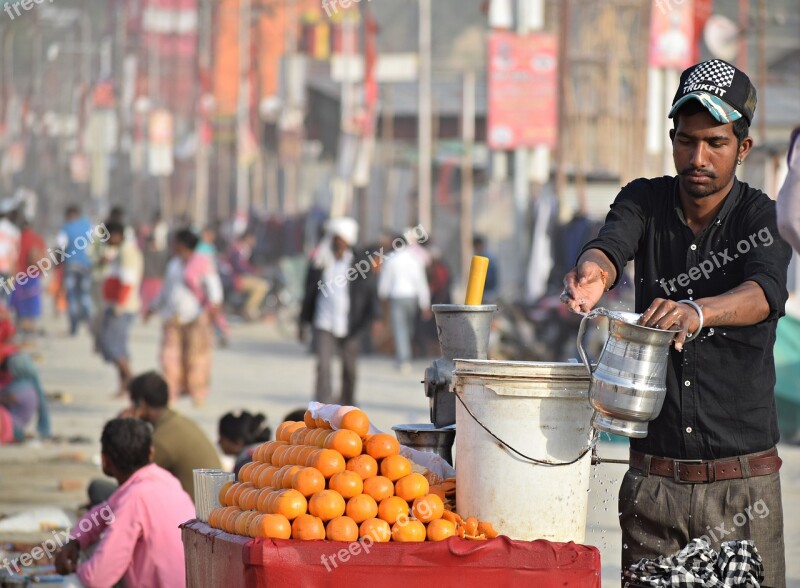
[181,520,601,588]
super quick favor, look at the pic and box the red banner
[648,0,694,69]
[487,32,558,150]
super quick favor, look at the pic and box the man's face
[670,107,748,200]
[331,236,348,257]
[108,232,124,247]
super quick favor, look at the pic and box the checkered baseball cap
[669,59,757,125]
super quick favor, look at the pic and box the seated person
[0,353,50,444]
[55,418,195,587]
[88,371,221,505]
[218,411,272,476]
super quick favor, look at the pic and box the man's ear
[669,128,676,142]
[738,136,753,162]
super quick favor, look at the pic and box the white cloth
[156,257,223,324]
[777,129,800,253]
[326,217,359,247]
[378,247,430,310]
[0,218,20,274]
[314,251,353,337]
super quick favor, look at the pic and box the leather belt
[629,448,782,484]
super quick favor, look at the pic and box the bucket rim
[453,359,591,378]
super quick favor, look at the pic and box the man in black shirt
[561,60,791,587]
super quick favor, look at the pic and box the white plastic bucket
[453,359,594,543]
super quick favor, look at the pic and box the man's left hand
[54,539,80,575]
[639,298,701,351]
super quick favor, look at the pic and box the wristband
[678,299,704,338]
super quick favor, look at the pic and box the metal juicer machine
[392,304,496,465]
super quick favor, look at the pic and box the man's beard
[677,167,727,199]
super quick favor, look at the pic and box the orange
[256,466,278,489]
[311,449,346,478]
[325,429,363,458]
[380,455,412,482]
[394,473,429,503]
[362,476,394,502]
[303,410,317,428]
[291,513,326,540]
[340,409,370,438]
[251,513,292,539]
[412,494,444,523]
[359,517,391,542]
[315,416,332,429]
[345,494,379,524]
[235,510,257,536]
[273,489,308,520]
[290,427,311,447]
[218,481,236,507]
[391,519,426,542]
[303,448,322,467]
[346,454,379,480]
[223,508,243,533]
[297,446,317,466]
[377,496,409,525]
[261,440,287,464]
[271,444,289,467]
[256,488,276,513]
[311,429,334,448]
[252,442,268,463]
[208,507,222,528]
[240,488,261,511]
[231,482,255,506]
[276,421,305,442]
[308,489,346,521]
[292,467,326,497]
[364,434,401,460]
[328,471,363,499]
[325,515,359,542]
[426,518,457,541]
[238,461,257,483]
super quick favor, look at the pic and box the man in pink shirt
[55,418,195,587]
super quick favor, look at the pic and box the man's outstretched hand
[561,261,609,315]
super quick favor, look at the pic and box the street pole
[195,0,212,228]
[417,0,432,229]
[460,70,476,285]
[236,0,252,217]
[513,0,530,268]
[756,0,767,144]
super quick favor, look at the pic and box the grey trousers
[315,328,359,406]
[619,457,785,588]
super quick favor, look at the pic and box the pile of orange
[207,408,498,542]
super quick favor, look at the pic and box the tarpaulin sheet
[181,520,601,588]
[775,313,800,442]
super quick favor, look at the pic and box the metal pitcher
[577,309,679,438]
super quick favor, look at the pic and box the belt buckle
[673,458,705,484]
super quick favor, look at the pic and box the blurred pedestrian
[777,127,800,252]
[58,205,94,336]
[128,371,222,498]
[147,229,222,406]
[140,234,168,317]
[228,232,268,321]
[0,353,51,444]
[10,214,46,344]
[0,199,20,306]
[378,233,431,373]
[98,222,143,396]
[197,226,230,346]
[299,218,379,404]
[217,411,272,476]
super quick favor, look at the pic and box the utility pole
[460,70,476,284]
[513,0,530,263]
[756,0,767,144]
[195,0,212,227]
[236,0,252,216]
[417,0,432,229]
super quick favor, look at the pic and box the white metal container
[452,360,594,543]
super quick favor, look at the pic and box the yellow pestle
[464,256,490,305]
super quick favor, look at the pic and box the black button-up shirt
[581,176,792,460]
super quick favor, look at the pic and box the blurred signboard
[148,109,174,176]
[648,0,694,69]
[487,32,558,149]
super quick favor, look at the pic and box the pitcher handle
[576,312,595,374]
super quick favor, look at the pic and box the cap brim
[668,92,743,124]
